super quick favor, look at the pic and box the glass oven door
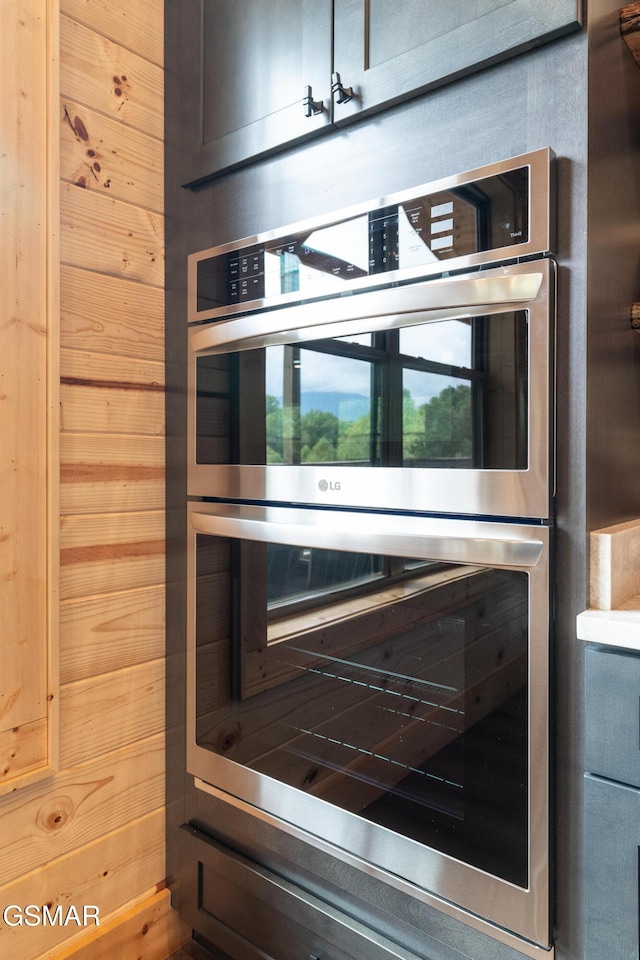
[187,502,550,948]
[188,259,554,519]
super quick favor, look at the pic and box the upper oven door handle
[189,502,548,570]
[189,261,549,356]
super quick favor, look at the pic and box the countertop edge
[577,596,640,650]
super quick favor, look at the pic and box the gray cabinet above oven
[177,0,583,186]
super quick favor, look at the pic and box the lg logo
[318,479,341,492]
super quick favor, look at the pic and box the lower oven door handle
[189,503,547,569]
[189,263,547,356]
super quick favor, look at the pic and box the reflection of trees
[266,383,472,464]
[404,384,472,461]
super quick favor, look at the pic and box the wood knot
[216,721,241,753]
[36,795,75,833]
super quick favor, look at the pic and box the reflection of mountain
[301,391,369,421]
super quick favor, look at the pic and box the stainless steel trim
[186,502,551,948]
[187,259,554,519]
[194,778,554,960]
[189,502,545,568]
[190,267,544,355]
[188,147,554,325]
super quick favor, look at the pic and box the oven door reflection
[188,505,548,920]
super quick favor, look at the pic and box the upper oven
[187,149,555,520]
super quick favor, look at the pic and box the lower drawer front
[584,773,640,960]
[181,827,420,960]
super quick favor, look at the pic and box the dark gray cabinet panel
[180,826,424,960]
[179,0,582,185]
[180,0,333,187]
[332,0,583,125]
[585,645,640,789]
[584,773,640,960]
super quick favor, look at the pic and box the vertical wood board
[0,0,53,743]
[0,720,48,792]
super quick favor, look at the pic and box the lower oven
[186,501,551,951]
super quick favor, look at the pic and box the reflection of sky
[264,216,370,298]
[263,201,450,300]
[265,319,471,407]
[398,205,439,266]
[305,216,370,272]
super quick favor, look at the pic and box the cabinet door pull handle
[303,85,324,117]
[332,71,354,104]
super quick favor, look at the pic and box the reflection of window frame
[265,544,432,620]
[271,332,479,467]
[232,309,529,472]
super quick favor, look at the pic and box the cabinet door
[584,774,640,960]
[585,646,640,789]
[179,0,332,186]
[332,0,583,124]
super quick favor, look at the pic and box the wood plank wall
[0,2,190,958]
[0,1,55,793]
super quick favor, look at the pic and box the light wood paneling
[60,181,164,286]
[61,432,164,467]
[60,585,165,682]
[61,347,164,386]
[60,553,165,603]
[61,473,165,515]
[60,99,163,211]
[60,659,165,767]
[60,510,165,551]
[43,889,190,960]
[0,1,172,955]
[60,266,164,361]
[0,734,165,887]
[61,428,165,516]
[0,0,58,789]
[0,810,166,960]
[61,0,164,68]
[0,720,49,786]
[60,383,165,435]
[60,14,163,138]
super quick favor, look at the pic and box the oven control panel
[189,147,554,323]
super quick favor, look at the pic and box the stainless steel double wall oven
[186,149,555,954]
